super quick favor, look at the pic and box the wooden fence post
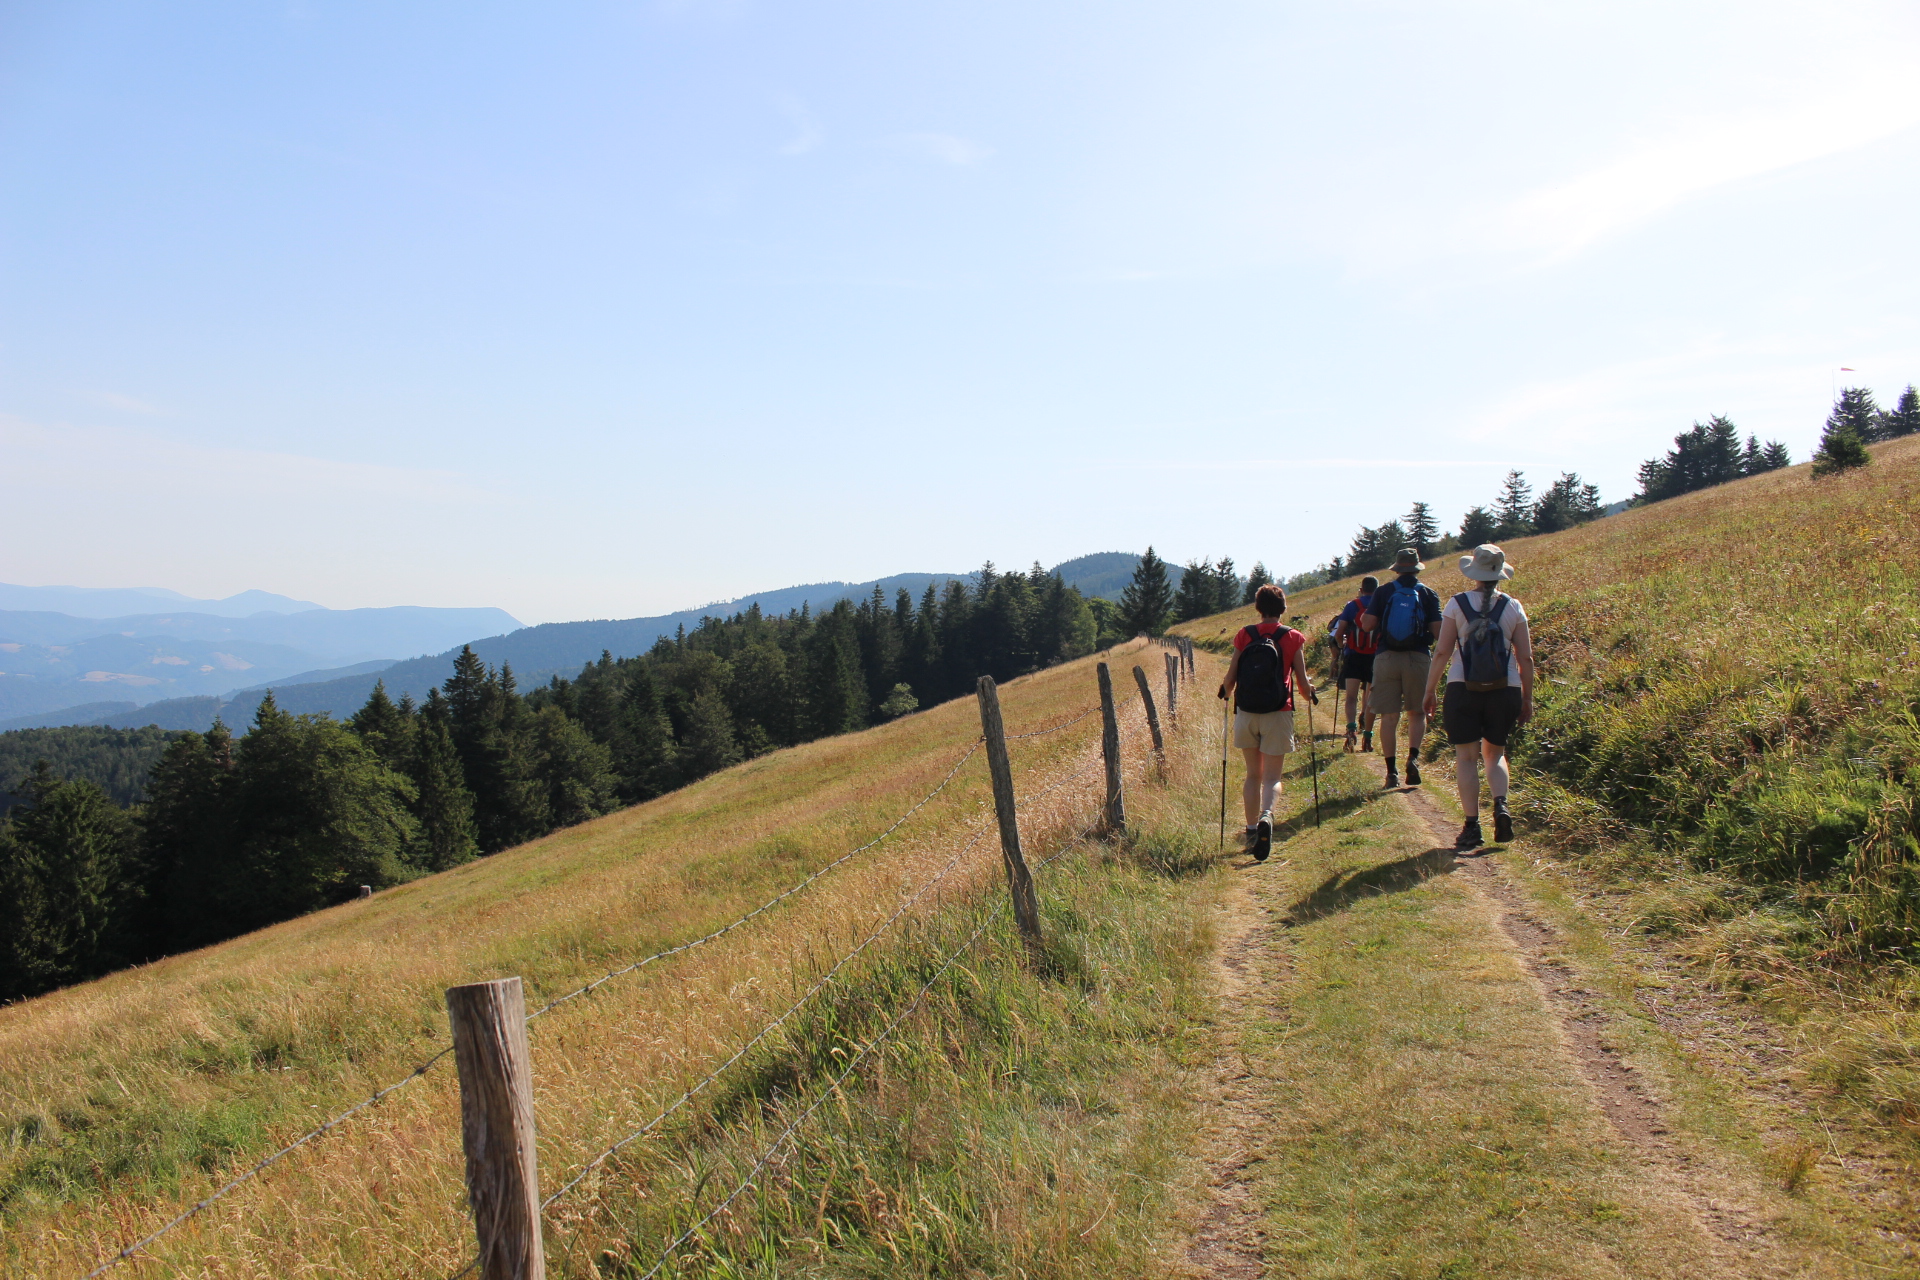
[1096,663,1126,835]
[1185,637,1196,679]
[1164,652,1179,723]
[975,677,1043,946]
[1132,665,1164,755]
[447,977,546,1280]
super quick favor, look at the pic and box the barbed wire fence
[79,637,1201,1280]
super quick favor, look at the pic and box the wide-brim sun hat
[1460,544,1514,581]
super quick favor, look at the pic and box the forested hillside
[0,562,1099,1002]
[0,727,182,811]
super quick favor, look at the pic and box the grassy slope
[2,642,1169,1276]
[1171,437,1920,1263]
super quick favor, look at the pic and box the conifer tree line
[1293,468,1606,587]
[0,561,1099,1002]
[1635,415,1791,502]
[1100,546,1276,637]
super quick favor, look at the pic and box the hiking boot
[1405,756,1422,786]
[1240,825,1257,850]
[1456,817,1484,850]
[1383,765,1399,789]
[1493,799,1513,844]
[1252,814,1272,862]
[1361,729,1374,753]
[1343,728,1357,753]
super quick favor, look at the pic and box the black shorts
[1443,683,1522,746]
[1340,651,1375,683]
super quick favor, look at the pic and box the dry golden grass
[3,641,1171,1278]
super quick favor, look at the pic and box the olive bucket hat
[1459,544,1515,581]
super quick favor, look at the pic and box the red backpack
[1345,601,1379,655]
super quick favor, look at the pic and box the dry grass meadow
[3,638,1208,1277]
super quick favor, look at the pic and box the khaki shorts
[1369,649,1432,715]
[1234,707,1295,754]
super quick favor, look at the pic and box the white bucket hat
[1459,544,1514,581]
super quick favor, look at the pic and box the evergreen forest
[0,563,1101,1003]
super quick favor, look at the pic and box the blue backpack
[1455,592,1513,690]
[1380,582,1430,651]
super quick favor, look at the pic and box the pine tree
[1403,502,1439,556]
[1884,385,1920,439]
[348,681,413,773]
[1212,556,1240,613]
[533,705,620,827]
[1241,561,1273,605]
[1760,440,1791,471]
[1812,417,1871,477]
[1457,506,1498,547]
[410,690,478,870]
[1494,471,1534,537]
[808,601,869,736]
[1532,472,1603,533]
[1174,558,1217,623]
[1828,387,1882,444]
[0,764,143,1000]
[1117,547,1175,636]
[1322,556,1346,584]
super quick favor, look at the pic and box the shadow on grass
[1282,847,1458,925]
[1269,790,1378,844]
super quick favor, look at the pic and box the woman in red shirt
[1217,583,1316,861]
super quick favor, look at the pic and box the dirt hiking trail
[1179,740,1911,1279]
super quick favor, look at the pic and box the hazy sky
[4,1,1916,623]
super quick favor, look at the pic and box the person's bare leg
[1241,746,1264,827]
[1258,752,1286,816]
[1454,743,1482,817]
[1378,712,1401,761]
[1405,711,1428,774]
[1482,740,1509,800]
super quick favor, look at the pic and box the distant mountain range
[0,555,1160,733]
[0,584,522,727]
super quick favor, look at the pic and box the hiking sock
[1456,817,1483,850]
[1493,796,1513,844]
[1405,754,1422,785]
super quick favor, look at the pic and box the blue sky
[4,1,1917,623]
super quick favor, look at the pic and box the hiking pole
[1219,691,1231,850]
[1304,682,1323,828]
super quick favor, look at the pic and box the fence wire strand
[82,1046,456,1280]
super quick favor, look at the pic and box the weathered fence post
[1132,665,1164,755]
[1096,663,1126,835]
[975,676,1043,947]
[446,977,546,1280]
[1185,636,1196,679]
[1164,652,1179,723]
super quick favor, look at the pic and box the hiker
[1217,583,1316,862]
[1422,544,1535,850]
[1330,575,1380,753]
[1359,548,1443,789]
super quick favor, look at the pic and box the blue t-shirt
[1365,575,1443,653]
